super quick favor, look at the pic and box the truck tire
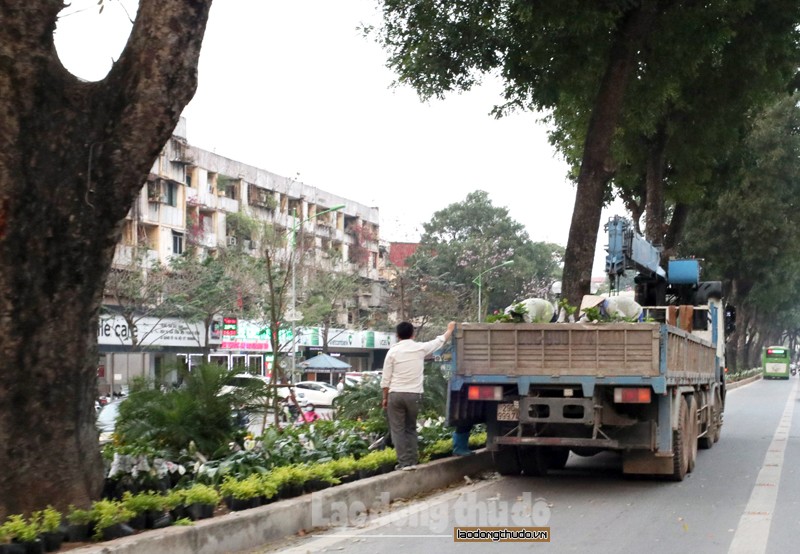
[492,446,521,475]
[670,398,690,481]
[570,447,602,457]
[712,387,723,443]
[698,391,716,450]
[519,446,548,476]
[687,396,699,473]
[545,447,570,470]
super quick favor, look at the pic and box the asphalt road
[256,376,800,553]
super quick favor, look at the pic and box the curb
[70,451,493,554]
[727,373,762,390]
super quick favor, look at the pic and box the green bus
[763,346,791,380]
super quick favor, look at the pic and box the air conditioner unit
[227,236,237,246]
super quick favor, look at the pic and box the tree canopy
[681,94,800,368]
[374,0,800,305]
[407,190,564,321]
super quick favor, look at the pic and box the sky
[54,0,624,276]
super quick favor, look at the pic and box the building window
[172,231,184,255]
[164,181,177,207]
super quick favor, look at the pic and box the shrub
[121,491,165,515]
[91,499,135,539]
[66,506,93,526]
[183,483,221,506]
[326,456,358,477]
[219,475,261,501]
[115,364,241,458]
[31,505,62,534]
[1,514,39,542]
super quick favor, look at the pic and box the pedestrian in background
[336,378,344,393]
[381,320,456,470]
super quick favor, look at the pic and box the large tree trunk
[562,1,657,307]
[0,0,213,519]
[644,123,668,246]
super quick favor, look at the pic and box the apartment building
[98,119,389,392]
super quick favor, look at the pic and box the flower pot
[100,523,135,541]
[303,479,332,493]
[169,505,188,521]
[127,513,147,531]
[277,484,303,500]
[148,512,173,530]
[338,473,358,484]
[186,503,215,521]
[10,539,43,554]
[41,531,64,553]
[224,496,256,512]
[0,544,27,554]
[378,463,395,474]
[65,523,91,542]
[357,469,377,480]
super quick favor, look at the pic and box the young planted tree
[168,250,250,356]
[300,266,361,354]
[102,250,172,350]
[0,1,213,518]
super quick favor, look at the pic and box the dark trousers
[387,392,422,467]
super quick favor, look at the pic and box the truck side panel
[455,323,715,381]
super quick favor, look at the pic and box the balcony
[112,245,159,268]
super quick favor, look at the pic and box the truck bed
[455,322,716,380]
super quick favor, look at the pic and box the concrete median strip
[70,451,493,554]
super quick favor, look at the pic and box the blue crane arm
[604,216,666,281]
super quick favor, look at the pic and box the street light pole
[472,260,514,322]
[289,204,346,381]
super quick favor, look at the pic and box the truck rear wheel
[545,447,570,470]
[687,396,699,473]
[698,391,716,450]
[519,446,548,476]
[670,398,690,481]
[492,446,521,475]
[712,387,723,443]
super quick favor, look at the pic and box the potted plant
[1,514,42,554]
[120,491,168,530]
[65,506,92,542]
[355,452,381,479]
[90,499,135,541]
[257,475,278,505]
[373,448,398,474]
[31,507,63,553]
[327,456,359,483]
[423,439,453,462]
[269,466,305,499]
[0,522,25,554]
[163,488,187,521]
[304,464,339,493]
[182,484,220,521]
[219,476,261,511]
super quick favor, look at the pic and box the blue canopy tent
[299,353,352,383]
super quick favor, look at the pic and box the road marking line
[728,377,799,554]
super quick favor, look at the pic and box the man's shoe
[400,465,417,471]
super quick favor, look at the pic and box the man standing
[381,321,456,470]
